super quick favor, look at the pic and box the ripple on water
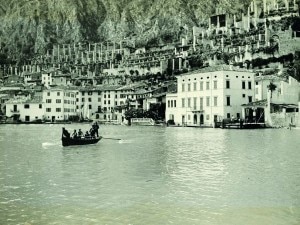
[0,126,299,225]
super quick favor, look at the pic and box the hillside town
[0,0,300,128]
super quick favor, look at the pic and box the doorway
[200,114,204,125]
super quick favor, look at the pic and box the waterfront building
[166,68,255,126]
[5,96,43,122]
[243,74,300,127]
[42,87,77,122]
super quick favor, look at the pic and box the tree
[267,82,277,98]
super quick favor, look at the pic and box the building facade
[166,70,255,126]
[5,97,44,122]
[43,88,77,122]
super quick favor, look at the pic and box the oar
[102,137,122,140]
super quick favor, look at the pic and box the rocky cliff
[0,0,250,63]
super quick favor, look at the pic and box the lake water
[0,124,299,225]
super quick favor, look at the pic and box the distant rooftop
[6,96,42,104]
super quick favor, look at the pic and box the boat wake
[118,139,132,144]
[42,142,58,149]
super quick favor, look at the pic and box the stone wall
[270,112,299,127]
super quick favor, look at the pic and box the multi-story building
[5,96,44,122]
[41,69,58,87]
[43,87,77,122]
[166,69,255,126]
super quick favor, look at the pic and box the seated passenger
[85,131,90,138]
[78,129,83,137]
[72,129,77,138]
[63,128,71,139]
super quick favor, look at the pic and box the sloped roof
[242,99,268,107]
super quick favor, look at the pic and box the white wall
[166,70,255,126]
[6,102,44,122]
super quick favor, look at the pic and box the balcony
[10,109,20,114]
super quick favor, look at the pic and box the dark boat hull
[62,136,102,146]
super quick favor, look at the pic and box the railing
[10,109,20,114]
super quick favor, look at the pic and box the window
[213,80,217,89]
[39,104,42,109]
[206,97,210,107]
[56,108,61,112]
[214,96,218,106]
[82,91,85,96]
[24,104,30,109]
[226,96,231,106]
[248,96,253,103]
[237,113,240,119]
[242,94,246,98]
[200,97,203,110]
[98,91,101,95]
[98,98,101,102]
[47,92,50,96]
[88,98,92,102]
[46,99,51,103]
[187,83,191,92]
[187,98,191,107]
[181,98,185,108]
[104,100,106,104]
[108,100,111,104]
[82,98,85,102]
[168,100,170,108]
[57,92,60,96]
[193,97,197,110]
[182,83,185,92]
[248,81,252,89]
[76,98,79,102]
[104,94,106,98]
[193,82,197,91]
[226,80,230,89]
[242,81,246,89]
[227,113,230,119]
[171,100,173,108]
[174,100,176,107]
[89,105,92,109]
[56,99,61,103]
[108,94,110,98]
[46,108,51,112]
[206,81,210,90]
[200,81,203,91]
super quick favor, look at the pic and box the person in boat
[85,131,90,138]
[92,122,99,137]
[90,127,95,138]
[72,129,77,138]
[78,129,83,138]
[62,128,71,139]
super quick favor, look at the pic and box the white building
[41,69,58,88]
[166,69,255,126]
[255,74,300,104]
[43,87,77,122]
[5,96,44,122]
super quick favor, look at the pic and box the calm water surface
[0,124,299,225]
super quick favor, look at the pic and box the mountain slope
[0,0,251,63]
